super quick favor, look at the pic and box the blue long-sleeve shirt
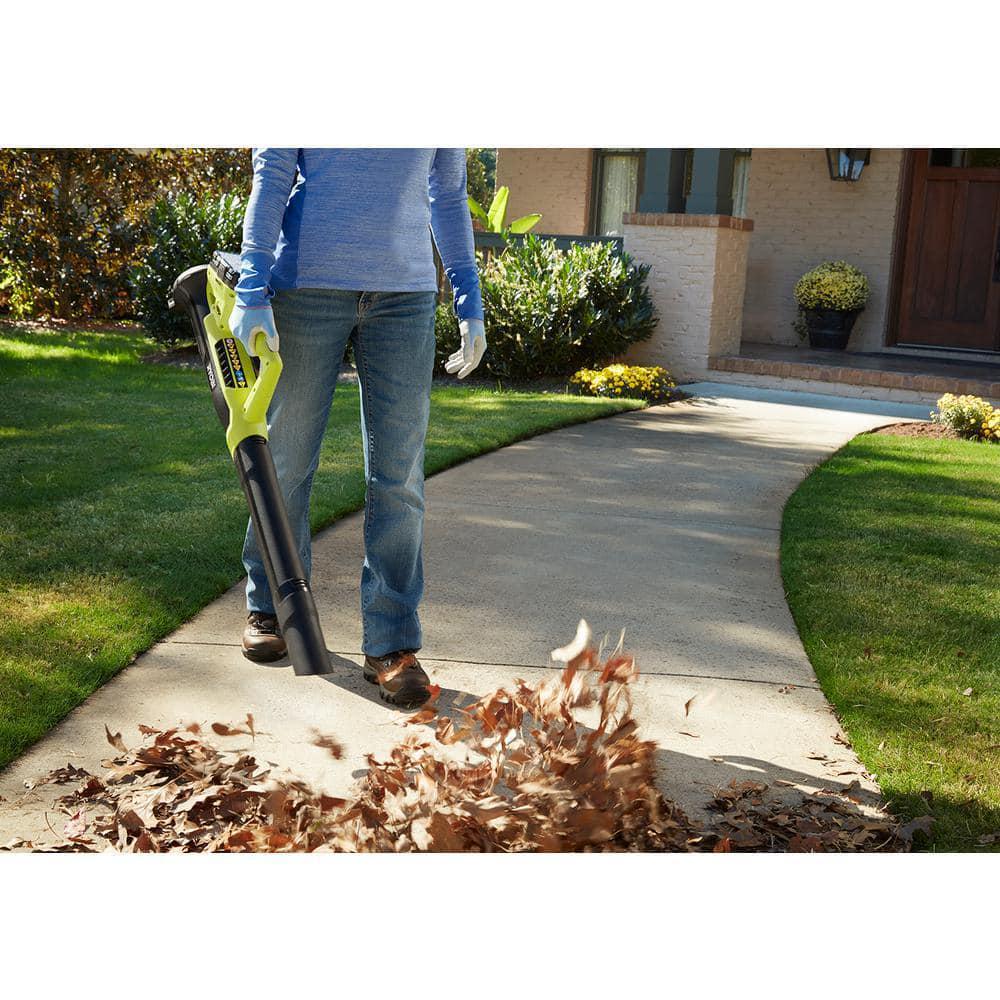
[237,148,483,322]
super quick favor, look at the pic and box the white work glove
[444,318,486,379]
[228,301,280,357]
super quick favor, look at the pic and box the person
[229,148,486,708]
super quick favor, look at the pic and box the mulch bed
[869,421,957,439]
[1,628,926,853]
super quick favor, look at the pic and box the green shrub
[434,301,460,372]
[465,148,495,209]
[476,235,655,380]
[570,364,675,403]
[0,260,34,317]
[794,260,870,312]
[131,191,246,345]
[933,393,998,442]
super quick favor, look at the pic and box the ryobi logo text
[215,337,248,389]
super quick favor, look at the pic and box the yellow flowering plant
[983,409,1000,442]
[569,364,675,403]
[794,260,870,312]
[933,393,999,442]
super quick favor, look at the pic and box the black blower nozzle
[169,254,332,676]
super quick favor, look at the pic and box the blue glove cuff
[445,264,484,323]
[235,249,276,309]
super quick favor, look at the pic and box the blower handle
[242,330,282,427]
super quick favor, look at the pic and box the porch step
[709,353,1000,406]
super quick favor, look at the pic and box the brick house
[496,149,1000,403]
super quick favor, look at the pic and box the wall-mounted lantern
[826,149,870,182]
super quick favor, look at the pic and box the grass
[782,431,1000,851]
[0,323,642,770]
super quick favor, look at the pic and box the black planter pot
[802,308,862,350]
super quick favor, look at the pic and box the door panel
[897,150,1000,351]
[912,179,955,321]
[954,183,996,323]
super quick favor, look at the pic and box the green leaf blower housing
[169,252,332,676]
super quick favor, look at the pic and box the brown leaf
[42,763,91,786]
[77,777,105,799]
[118,809,146,835]
[405,707,438,727]
[133,831,157,853]
[841,780,864,803]
[104,725,127,753]
[211,721,251,737]
[897,815,934,844]
[311,732,344,759]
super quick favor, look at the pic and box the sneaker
[242,611,287,662]
[363,650,431,708]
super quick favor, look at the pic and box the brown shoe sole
[362,658,431,709]
[241,643,288,663]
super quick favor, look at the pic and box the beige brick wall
[742,149,904,352]
[495,148,592,235]
[622,216,752,379]
[711,226,753,358]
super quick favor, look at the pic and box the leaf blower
[169,251,332,676]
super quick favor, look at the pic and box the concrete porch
[708,342,1000,407]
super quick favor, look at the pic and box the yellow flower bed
[933,393,999,442]
[569,364,675,403]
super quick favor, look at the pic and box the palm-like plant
[468,185,541,235]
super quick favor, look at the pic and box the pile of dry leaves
[6,626,916,852]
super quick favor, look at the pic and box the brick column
[622,213,754,380]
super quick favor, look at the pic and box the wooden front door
[896,149,1000,351]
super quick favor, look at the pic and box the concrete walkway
[0,384,931,841]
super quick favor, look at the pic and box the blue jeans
[242,287,438,657]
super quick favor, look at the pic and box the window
[682,149,751,215]
[929,149,1000,169]
[592,149,643,235]
[731,149,752,216]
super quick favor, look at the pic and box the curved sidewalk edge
[0,385,926,840]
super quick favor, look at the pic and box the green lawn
[782,431,999,851]
[0,323,642,770]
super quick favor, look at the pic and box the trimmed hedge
[0,148,248,321]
